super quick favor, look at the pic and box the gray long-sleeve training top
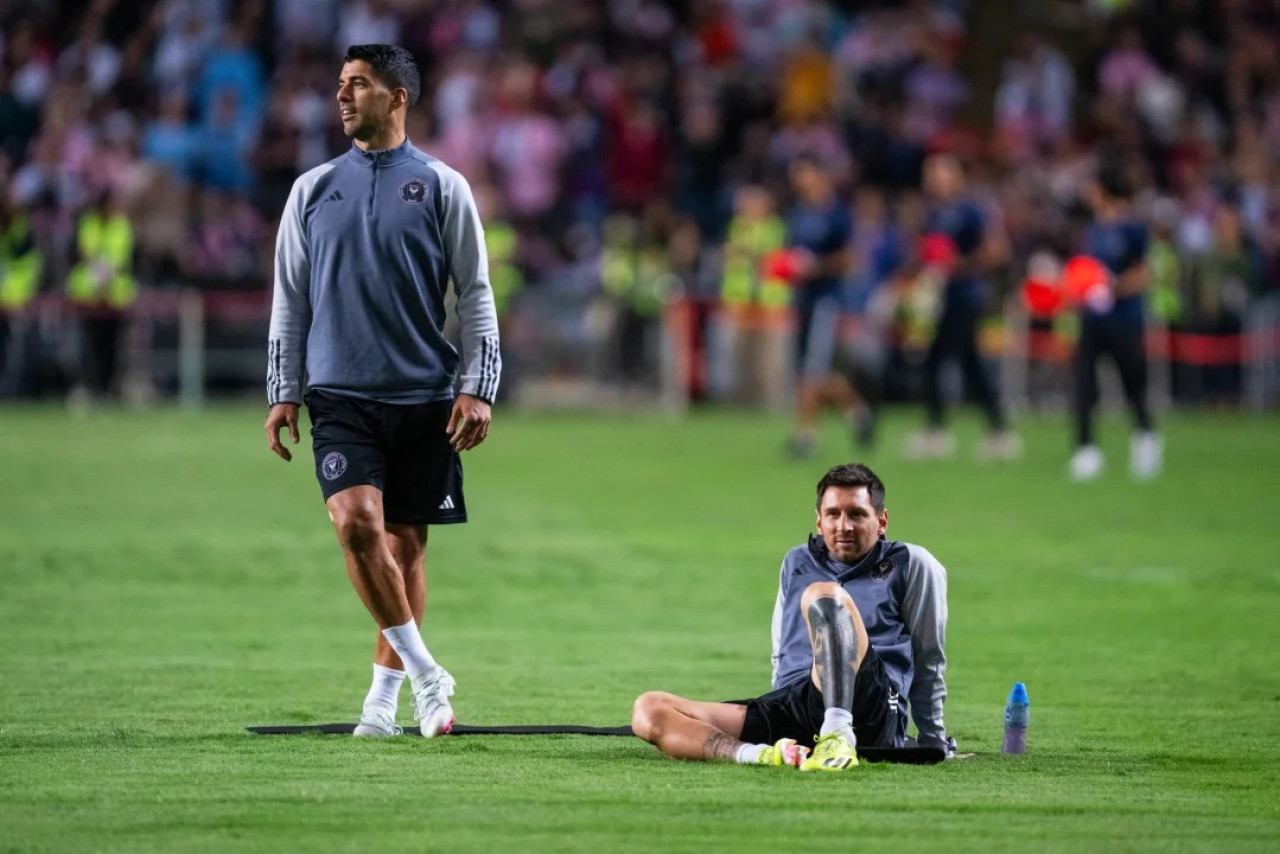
[770,536,950,749]
[268,139,500,406]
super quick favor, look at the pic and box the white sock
[821,708,854,741]
[379,619,438,681]
[363,664,405,715]
[734,742,767,764]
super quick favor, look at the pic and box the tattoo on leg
[807,596,859,713]
[703,730,742,761]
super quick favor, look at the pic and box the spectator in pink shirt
[1098,28,1159,98]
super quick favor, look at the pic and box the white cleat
[412,669,456,738]
[977,430,1023,462]
[353,708,402,737]
[1069,445,1105,481]
[1130,431,1163,481]
[903,429,955,460]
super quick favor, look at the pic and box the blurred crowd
[1,0,1278,406]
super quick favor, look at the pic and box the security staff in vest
[720,184,790,407]
[264,45,502,739]
[66,191,136,398]
[0,197,44,395]
[602,212,672,388]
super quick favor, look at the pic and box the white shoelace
[412,672,456,721]
[359,709,403,735]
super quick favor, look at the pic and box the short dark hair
[816,463,885,512]
[1097,162,1132,201]
[343,44,421,108]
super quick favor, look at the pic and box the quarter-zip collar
[806,534,886,583]
[346,137,416,168]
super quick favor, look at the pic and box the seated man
[632,463,953,771]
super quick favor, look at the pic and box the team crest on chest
[400,178,427,204]
[870,557,895,582]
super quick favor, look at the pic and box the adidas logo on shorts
[438,495,455,511]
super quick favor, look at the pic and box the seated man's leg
[631,692,806,766]
[798,581,872,771]
[801,581,869,714]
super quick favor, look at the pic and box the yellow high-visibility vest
[604,244,671,317]
[67,211,136,308]
[721,216,789,309]
[600,216,674,317]
[0,214,42,310]
[1147,239,1183,323]
[485,221,521,316]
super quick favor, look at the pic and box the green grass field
[2,404,1279,852]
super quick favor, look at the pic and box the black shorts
[738,647,903,749]
[305,389,467,526]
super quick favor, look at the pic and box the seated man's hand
[941,736,975,760]
[920,734,973,760]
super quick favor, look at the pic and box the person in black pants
[906,154,1020,461]
[1069,170,1162,481]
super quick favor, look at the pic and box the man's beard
[346,115,384,141]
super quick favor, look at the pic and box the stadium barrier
[6,289,268,406]
[4,290,1278,411]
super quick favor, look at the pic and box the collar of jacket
[346,138,416,168]
[806,534,886,583]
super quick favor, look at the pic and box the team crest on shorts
[400,178,427,203]
[321,451,348,481]
[871,557,895,582]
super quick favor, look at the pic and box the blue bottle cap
[1008,682,1028,704]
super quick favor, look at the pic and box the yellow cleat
[800,732,859,772]
[757,737,810,768]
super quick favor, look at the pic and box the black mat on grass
[244,723,947,763]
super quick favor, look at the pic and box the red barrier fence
[1025,327,1280,366]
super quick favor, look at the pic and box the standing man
[783,157,872,458]
[1068,169,1160,481]
[264,45,501,738]
[905,153,1020,461]
[631,463,953,772]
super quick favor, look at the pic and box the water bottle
[1001,682,1029,754]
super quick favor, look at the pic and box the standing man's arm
[901,545,951,752]
[438,167,501,451]
[265,178,312,461]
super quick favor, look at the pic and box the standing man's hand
[265,403,301,461]
[447,394,491,451]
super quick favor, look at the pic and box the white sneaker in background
[1069,445,1105,482]
[412,669,456,738]
[353,708,402,737]
[1130,431,1163,481]
[977,431,1023,462]
[904,429,955,460]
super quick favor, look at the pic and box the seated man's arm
[769,561,786,689]
[902,545,950,751]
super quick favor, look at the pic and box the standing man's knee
[330,495,383,554]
